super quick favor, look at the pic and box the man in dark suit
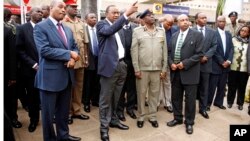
[166,14,203,134]
[4,21,17,141]
[247,39,250,115]
[207,15,233,111]
[116,20,138,121]
[193,12,217,119]
[16,7,43,132]
[83,13,100,113]
[96,2,138,141]
[33,1,81,141]
[4,7,22,129]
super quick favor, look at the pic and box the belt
[119,58,124,62]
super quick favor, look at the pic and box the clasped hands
[171,62,184,71]
[65,51,80,68]
[134,71,166,79]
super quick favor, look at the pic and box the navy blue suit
[96,15,128,133]
[208,29,233,107]
[34,18,78,141]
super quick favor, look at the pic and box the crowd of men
[4,0,250,141]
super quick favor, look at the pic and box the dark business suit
[168,29,203,125]
[4,25,17,141]
[96,15,128,132]
[208,29,233,107]
[16,22,40,124]
[34,18,78,141]
[192,26,217,111]
[117,23,138,115]
[83,25,100,107]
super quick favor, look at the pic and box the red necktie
[57,23,67,46]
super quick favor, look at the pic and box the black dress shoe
[100,132,109,141]
[214,104,226,110]
[28,122,37,132]
[68,116,73,124]
[199,110,209,119]
[127,111,136,119]
[67,135,81,141]
[167,119,183,127]
[164,106,173,113]
[137,121,144,128]
[238,105,243,110]
[186,124,193,134]
[207,106,210,111]
[12,119,22,128]
[118,113,126,121]
[148,120,159,128]
[227,104,232,108]
[72,114,89,120]
[109,122,129,130]
[92,102,99,107]
[84,105,90,113]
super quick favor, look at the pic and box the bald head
[162,14,174,30]
[177,14,189,31]
[49,0,66,21]
[29,7,43,23]
[217,16,226,30]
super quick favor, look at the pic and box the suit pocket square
[190,41,193,45]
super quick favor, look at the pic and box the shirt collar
[49,16,60,27]
[218,27,225,33]
[64,15,81,23]
[197,25,205,31]
[180,28,189,35]
[30,21,36,28]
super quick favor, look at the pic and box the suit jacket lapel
[182,30,192,47]
[27,23,38,54]
[47,19,68,49]
[216,30,224,56]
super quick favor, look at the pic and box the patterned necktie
[174,33,184,63]
[200,27,205,37]
[91,28,99,56]
[57,23,67,46]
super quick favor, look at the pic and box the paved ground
[13,99,250,141]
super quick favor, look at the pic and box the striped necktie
[174,33,184,63]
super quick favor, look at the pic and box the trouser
[136,71,161,121]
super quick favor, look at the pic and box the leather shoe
[72,114,89,120]
[127,111,136,119]
[227,104,232,108]
[186,124,193,134]
[167,119,183,127]
[164,106,173,113]
[214,104,226,110]
[92,102,99,107]
[199,110,209,119]
[12,119,22,128]
[84,105,90,113]
[68,116,73,124]
[238,105,243,110]
[67,135,81,141]
[28,122,37,132]
[110,122,129,130]
[137,121,144,128]
[206,106,210,111]
[118,113,126,121]
[148,120,159,128]
[100,132,109,141]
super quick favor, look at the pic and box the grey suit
[168,29,203,125]
[193,26,217,111]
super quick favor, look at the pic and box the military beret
[228,11,238,17]
[140,9,153,19]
